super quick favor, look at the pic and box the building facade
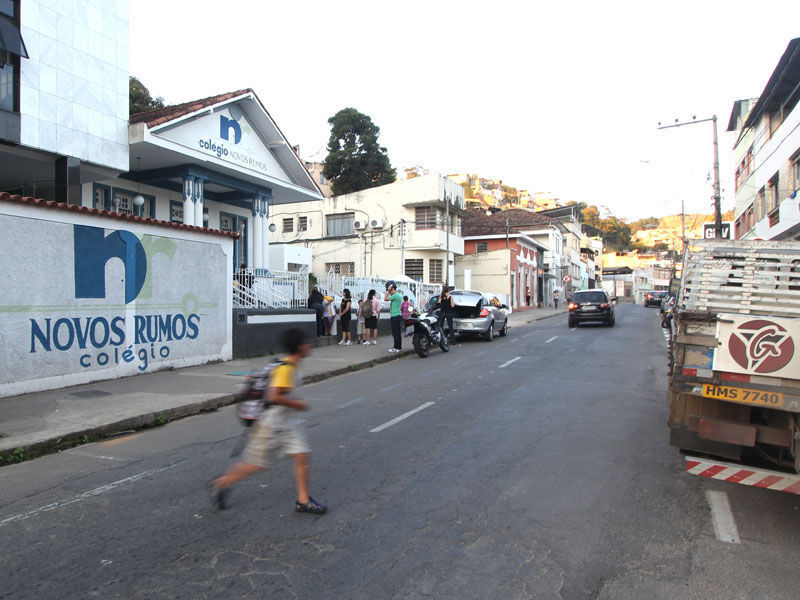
[457,234,546,309]
[729,38,800,241]
[269,173,466,284]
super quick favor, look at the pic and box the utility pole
[445,191,450,287]
[399,219,405,275]
[657,115,723,237]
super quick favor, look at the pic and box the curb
[0,349,415,467]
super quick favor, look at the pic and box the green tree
[129,76,164,115]
[322,108,396,196]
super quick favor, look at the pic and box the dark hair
[281,328,308,354]
[240,263,247,269]
[343,288,351,299]
[367,289,376,300]
[403,296,408,301]
[441,285,449,295]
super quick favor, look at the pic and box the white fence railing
[314,273,442,308]
[233,268,309,309]
[233,268,444,311]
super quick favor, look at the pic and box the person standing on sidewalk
[338,289,353,346]
[356,299,366,344]
[363,289,379,345]
[385,283,403,352]
[553,288,560,310]
[211,328,326,514]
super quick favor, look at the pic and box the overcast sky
[130,0,800,221]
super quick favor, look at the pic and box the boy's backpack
[361,298,373,319]
[235,359,284,426]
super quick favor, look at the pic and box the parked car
[426,290,509,340]
[568,289,615,327]
[644,290,667,307]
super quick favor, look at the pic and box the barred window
[283,217,294,233]
[405,258,424,280]
[298,216,308,232]
[476,242,488,253]
[326,213,355,237]
[325,262,354,276]
[429,259,443,283]
[415,206,438,230]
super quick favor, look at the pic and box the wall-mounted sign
[157,106,290,182]
[703,222,731,239]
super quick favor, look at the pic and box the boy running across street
[211,328,327,514]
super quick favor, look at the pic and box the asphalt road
[3,303,800,599]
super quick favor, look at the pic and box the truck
[667,239,800,494]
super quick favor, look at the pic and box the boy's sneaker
[210,484,228,511]
[296,497,327,514]
[371,341,377,345]
[345,341,352,346]
[337,340,345,345]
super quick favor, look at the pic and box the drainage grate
[70,389,112,399]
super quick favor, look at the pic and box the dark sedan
[568,289,615,327]
[644,290,667,307]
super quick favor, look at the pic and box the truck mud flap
[685,455,800,494]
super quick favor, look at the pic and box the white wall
[0,200,233,397]
[19,0,130,170]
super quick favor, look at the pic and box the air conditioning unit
[369,219,384,228]
[354,219,367,230]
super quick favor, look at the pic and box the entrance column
[261,194,272,269]
[252,197,263,269]
[193,179,204,227]
[182,176,195,226]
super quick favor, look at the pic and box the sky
[130,0,800,221]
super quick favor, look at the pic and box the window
[757,187,766,220]
[325,262,354,276]
[0,0,21,113]
[768,174,779,211]
[476,242,488,253]
[282,217,294,233]
[298,216,308,232]
[429,259,443,283]
[415,206,438,230]
[319,173,327,185]
[792,154,800,192]
[220,214,235,232]
[170,201,183,222]
[94,184,153,217]
[326,213,354,237]
[404,258,423,280]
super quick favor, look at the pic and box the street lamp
[657,115,722,237]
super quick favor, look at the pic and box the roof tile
[130,89,253,128]
[0,192,239,238]
[461,208,557,236]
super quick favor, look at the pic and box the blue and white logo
[73,225,147,304]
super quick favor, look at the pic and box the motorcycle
[405,308,450,358]
[661,296,676,329]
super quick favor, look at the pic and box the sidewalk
[0,305,565,464]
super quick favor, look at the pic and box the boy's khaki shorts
[356,321,365,335]
[242,422,311,468]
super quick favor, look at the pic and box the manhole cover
[70,389,112,399]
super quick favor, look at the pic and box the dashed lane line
[337,396,366,410]
[498,356,521,369]
[545,336,558,343]
[706,490,740,543]
[422,369,440,377]
[370,402,436,433]
[65,450,124,461]
[0,459,189,528]
[379,382,403,393]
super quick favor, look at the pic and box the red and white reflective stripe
[686,456,800,494]
[683,367,712,378]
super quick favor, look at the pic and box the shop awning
[0,16,28,59]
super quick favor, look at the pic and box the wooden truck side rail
[668,239,800,475]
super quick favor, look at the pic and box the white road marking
[422,369,440,377]
[65,450,124,461]
[498,356,521,369]
[370,402,435,433]
[379,382,403,393]
[452,358,467,365]
[522,332,536,338]
[546,336,558,343]
[509,338,520,342]
[337,396,366,409]
[0,459,189,528]
[706,491,740,544]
